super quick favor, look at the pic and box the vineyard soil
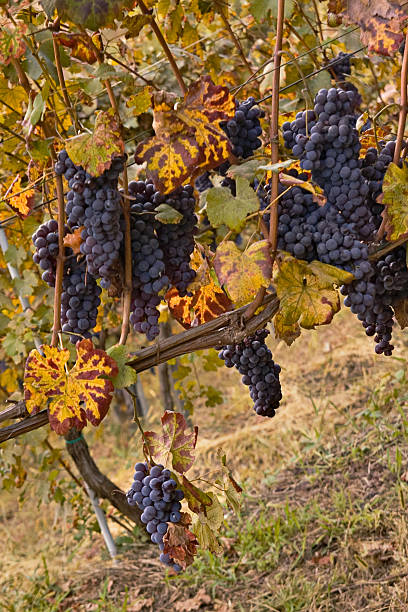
[1,308,408,611]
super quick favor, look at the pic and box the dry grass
[1,309,408,611]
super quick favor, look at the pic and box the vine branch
[393,28,408,164]
[136,0,188,95]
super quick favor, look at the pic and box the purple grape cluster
[326,52,351,80]
[126,462,184,573]
[32,219,60,287]
[219,328,282,417]
[55,150,125,289]
[61,258,101,343]
[220,97,265,159]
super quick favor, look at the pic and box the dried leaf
[382,163,408,241]
[0,17,27,65]
[214,240,272,306]
[273,311,301,345]
[24,339,118,435]
[393,296,408,329]
[122,14,151,37]
[55,33,100,64]
[144,411,198,473]
[135,76,235,193]
[273,253,354,332]
[65,109,124,177]
[163,516,198,570]
[359,127,390,158]
[63,227,83,255]
[206,176,260,232]
[341,0,408,56]
[174,589,211,612]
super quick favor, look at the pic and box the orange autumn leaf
[3,176,35,219]
[24,339,118,435]
[64,227,84,254]
[163,513,198,571]
[55,32,100,64]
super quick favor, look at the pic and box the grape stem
[136,0,188,96]
[394,30,408,164]
[51,173,65,347]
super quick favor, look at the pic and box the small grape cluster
[32,219,60,286]
[219,328,282,417]
[126,462,184,573]
[220,97,265,159]
[361,141,397,234]
[55,150,125,289]
[61,258,102,343]
[327,51,351,80]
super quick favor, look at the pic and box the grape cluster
[327,51,351,80]
[154,185,197,296]
[126,462,184,573]
[55,150,125,289]
[219,328,282,417]
[61,258,101,343]
[220,97,265,159]
[128,180,169,341]
[361,141,396,234]
[32,219,60,286]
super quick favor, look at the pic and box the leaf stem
[51,172,65,347]
[136,0,188,95]
[394,29,408,164]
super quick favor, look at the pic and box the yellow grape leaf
[273,253,354,332]
[0,78,26,109]
[382,163,408,241]
[163,514,198,571]
[63,227,83,254]
[56,33,100,64]
[341,0,408,56]
[273,310,301,346]
[126,87,151,116]
[192,492,224,555]
[393,296,408,329]
[0,367,19,393]
[359,127,390,158]
[214,240,272,306]
[135,76,236,193]
[24,339,118,435]
[3,176,35,219]
[66,109,124,177]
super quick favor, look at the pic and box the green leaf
[383,163,408,241]
[206,176,259,232]
[30,93,45,126]
[55,0,134,31]
[13,270,38,297]
[250,0,294,22]
[40,0,56,18]
[155,203,183,224]
[122,14,151,37]
[192,492,224,554]
[258,159,296,173]
[107,345,137,389]
[4,244,26,268]
[226,159,267,181]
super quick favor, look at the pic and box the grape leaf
[0,16,27,65]
[135,76,235,194]
[192,492,224,554]
[340,0,408,56]
[273,311,302,345]
[144,411,198,473]
[382,163,408,241]
[181,474,213,513]
[163,513,198,570]
[55,0,134,31]
[24,339,118,435]
[106,345,137,389]
[359,127,390,158]
[216,449,242,514]
[393,296,408,329]
[214,240,272,306]
[206,177,260,232]
[63,227,83,255]
[155,203,183,224]
[126,87,151,116]
[273,253,354,333]
[56,33,100,64]
[65,109,124,177]
[4,176,35,219]
[250,0,294,21]
[121,13,151,37]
